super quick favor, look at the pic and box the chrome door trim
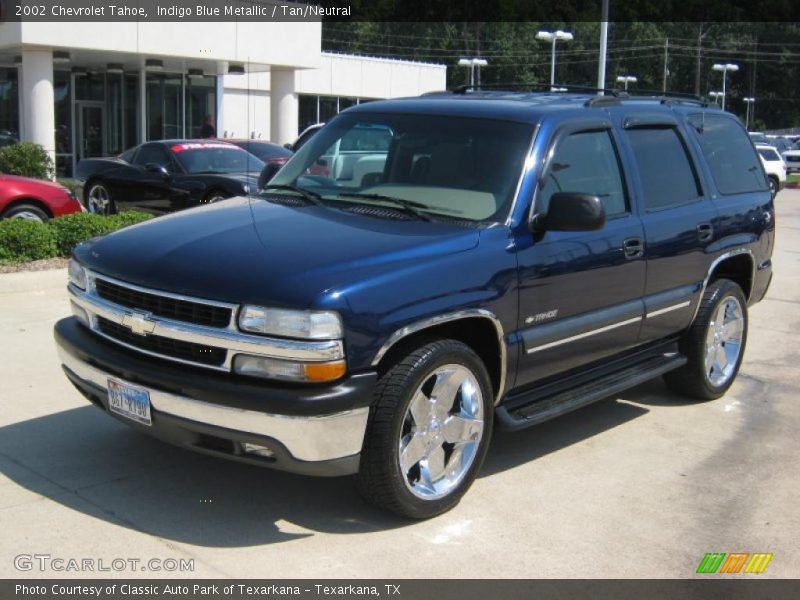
[525,316,643,355]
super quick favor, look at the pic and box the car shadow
[1,379,676,546]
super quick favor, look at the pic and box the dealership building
[0,21,446,176]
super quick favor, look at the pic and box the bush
[47,212,115,256]
[0,219,57,262]
[0,142,54,180]
[0,211,154,262]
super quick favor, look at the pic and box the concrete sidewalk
[0,192,798,579]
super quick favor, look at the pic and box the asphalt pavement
[1,190,798,579]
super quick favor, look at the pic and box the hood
[1,174,67,191]
[75,196,479,308]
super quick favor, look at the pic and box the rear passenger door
[616,113,718,343]
[515,120,646,386]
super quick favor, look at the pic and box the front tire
[664,279,748,400]
[2,203,49,222]
[768,176,778,198]
[357,339,493,519]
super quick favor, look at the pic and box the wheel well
[709,254,754,300]
[376,317,503,400]
[1,198,53,219]
[83,178,102,201]
[203,188,228,202]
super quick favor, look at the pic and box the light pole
[458,58,488,88]
[743,97,755,130]
[708,91,724,106]
[712,63,739,111]
[616,75,637,91]
[536,30,574,89]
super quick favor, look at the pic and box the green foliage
[0,142,54,180]
[47,211,153,255]
[0,219,57,262]
[47,213,115,256]
[0,211,153,262]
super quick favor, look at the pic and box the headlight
[238,306,343,340]
[233,355,346,383]
[68,258,87,290]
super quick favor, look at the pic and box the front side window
[537,129,628,217]
[133,144,171,169]
[268,113,534,223]
[688,114,767,195]
[625,127,701,211]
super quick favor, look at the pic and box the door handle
[697,222,714,242]
[623,237,644,259]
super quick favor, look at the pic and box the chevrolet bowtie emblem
[121,311,157,336]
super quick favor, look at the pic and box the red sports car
[1,174,82,222]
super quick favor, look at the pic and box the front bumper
[55,317,376,476]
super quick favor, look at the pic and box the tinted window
[119,148,136,162]
[133,144,171,168]
[538,130,627,216]
[625,127,701,210]
[231,141,292,162]
[757,147,781,161]
[689,114,767,194]
[170,142,264,174]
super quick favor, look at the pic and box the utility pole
[662,38,669,93]
[597,0,609,93]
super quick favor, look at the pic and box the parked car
[74,140,264,215]
[225,139,293,163]
[781,143,800,175]
[755,143,786,196]
[56,91,773,519]
[257,124,327,187]
[765,135,793,153]
[0,173,81,222]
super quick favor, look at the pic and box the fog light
[241,443,275,458]
[70,300,90,327]
[233,354,346,383]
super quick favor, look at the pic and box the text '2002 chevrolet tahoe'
[56,89,774,518]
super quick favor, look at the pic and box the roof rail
[622,89,709,107]
[450,82,626,97]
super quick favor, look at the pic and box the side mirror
[144,163,170,180]
[283,142,293,150]
[530,192,606,232]
[258,162,282,189]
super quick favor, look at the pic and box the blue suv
[56,89,774,518]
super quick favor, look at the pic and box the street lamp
[743,97,755,130]
[616,75,637,91]
[708,91,724,106]
[536,30,574,88]
[712,63,739,110]
[457,57,488,88]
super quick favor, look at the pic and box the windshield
[171,142,264,174]
[266,112,534,223]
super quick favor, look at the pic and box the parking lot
[1,190,798,579]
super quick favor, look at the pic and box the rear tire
[357,339,493,519]
[2,203,49,222]
[664,279,748,400]
[85,181,115,215]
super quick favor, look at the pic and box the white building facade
[0,21,446,176]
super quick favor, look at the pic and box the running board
[495,353,687,432]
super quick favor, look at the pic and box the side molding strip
[525,316,642,354]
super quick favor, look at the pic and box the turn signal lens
[304,360,347,382]
[233,354,346,383]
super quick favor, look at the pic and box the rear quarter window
[688,114,767,195]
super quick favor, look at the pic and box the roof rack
[450,82,627,97]
[441,83,711,108]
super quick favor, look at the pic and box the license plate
[107,377,152,426]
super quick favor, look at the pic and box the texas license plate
[107,377,152,426]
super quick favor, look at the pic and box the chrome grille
[95,278,232,328]
[97,317,226,367]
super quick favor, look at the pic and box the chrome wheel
[9,210,45,222]
[704,296,745,387]
[768,177,777,197]
[86,184,111,214]
[399,364,484,500]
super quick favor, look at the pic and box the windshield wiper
[261,184,323,206]
[338,192,432,222]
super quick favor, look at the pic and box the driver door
[514,120,646,387]
[128,144,176,213]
